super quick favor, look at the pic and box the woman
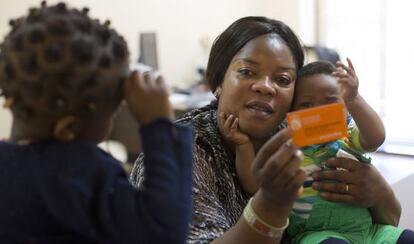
[130,16,402,243]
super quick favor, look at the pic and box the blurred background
[0,0,413,228]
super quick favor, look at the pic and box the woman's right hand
[123,70,174,126]
[250,128,306,224]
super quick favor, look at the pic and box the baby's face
[292,73,342,111]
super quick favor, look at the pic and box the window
[318,0,414,155]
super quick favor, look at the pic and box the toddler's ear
[54,116,77,141]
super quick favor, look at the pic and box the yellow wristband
[243,198,289,239]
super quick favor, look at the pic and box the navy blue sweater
[0,119,193,244]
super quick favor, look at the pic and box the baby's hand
[333,58,359,103]
[123,71,174,126]
[219,112,250,146]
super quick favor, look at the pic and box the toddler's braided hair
[0,1,129,121]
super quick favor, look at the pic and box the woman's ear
[214,86,222,99]
[54,116,78,141]
[2,97,14,108]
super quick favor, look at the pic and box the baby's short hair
[0,2,129,120]
[297,60,335,83]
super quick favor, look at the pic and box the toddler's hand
[219,112,250,146]
[333,58,359,103]
[123,71,174,126]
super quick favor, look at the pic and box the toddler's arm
[334,58,385,151]
[121,71,193,243]
[219,112,257,194]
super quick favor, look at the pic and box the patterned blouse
[130,100,251,243]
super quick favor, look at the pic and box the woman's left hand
[311,157,401,225]
[311,157,391,207]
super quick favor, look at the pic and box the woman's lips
[245,101,274,118]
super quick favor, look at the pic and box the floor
[370,152,414,230]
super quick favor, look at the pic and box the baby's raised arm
[333,58,385,151]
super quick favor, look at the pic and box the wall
[0,0,300,137]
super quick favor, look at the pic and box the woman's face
[217,34,296,140]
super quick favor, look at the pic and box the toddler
[0,2,193,243]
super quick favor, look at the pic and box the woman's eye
[238,69,255,77]
[274,77,292,86]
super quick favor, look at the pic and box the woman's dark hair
[0,2,129,120]
[206,16,304,92]
[297,60,335,83]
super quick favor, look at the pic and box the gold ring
[345,184,349,193]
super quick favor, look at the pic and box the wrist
[251,189,292,227]
[235,141,253,149]
[377,183,398,207]
[344,93,362,106]
[243,197,289,239]
[138,116,173,127]
[370,184,401,226]
[139,118,173,134]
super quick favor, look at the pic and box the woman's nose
[251,77,276,96]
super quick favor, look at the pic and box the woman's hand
[250,128,306,226]
[311,157,401,225]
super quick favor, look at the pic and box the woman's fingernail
[295,150,304,160]
[297,186,304,195]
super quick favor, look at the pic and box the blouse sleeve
[187,144,233,244]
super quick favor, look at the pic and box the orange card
[286,103,347,148]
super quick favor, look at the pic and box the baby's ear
[53,116,78,141]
